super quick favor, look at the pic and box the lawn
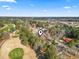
[9,48,24,59]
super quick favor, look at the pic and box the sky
[0,0,79,17]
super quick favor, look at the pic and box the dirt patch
[0,37,37,59]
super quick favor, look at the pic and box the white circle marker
[38,29,43,36]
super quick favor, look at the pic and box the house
[63,38,72,43]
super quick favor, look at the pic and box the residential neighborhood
[0,17,79,59]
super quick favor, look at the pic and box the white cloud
[0,0,16,3]
[43,9,48,12]
[6,7,11,10]
[64,6,72,13]
[2,5,9,8]
[2,5,11,10]
[64,6,71,9]
[64,5,78,9]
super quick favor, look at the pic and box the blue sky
[0,0,79,17]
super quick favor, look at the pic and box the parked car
[75,44,79,48]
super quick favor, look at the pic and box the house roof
[63,38,72,42]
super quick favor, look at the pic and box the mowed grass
[9,48,24,59]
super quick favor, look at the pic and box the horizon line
[0,16,79,17]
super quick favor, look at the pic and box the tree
[0,31,3,39]
[45,44,57,59]
[65,26,79,39]
[19,27,30,45]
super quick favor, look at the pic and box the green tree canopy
[45,44,57,59]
